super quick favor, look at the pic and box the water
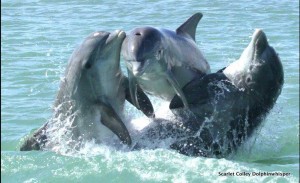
[1,0,299,182]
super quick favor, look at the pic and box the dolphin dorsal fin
[176,12,203,41]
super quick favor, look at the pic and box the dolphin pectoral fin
[100,103,132,145]
[20,136,42,151]
[127,69,140,109]
[20,123,48,151]
[170,73,228,110]
[124,77,155,118]
[169,95,184,109]
[176,12,203,41]
[136,85,155,118]
[166,69,189,109]
[170,74,209,109]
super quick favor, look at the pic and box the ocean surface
[1,0,299,182]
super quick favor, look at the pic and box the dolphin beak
[255,30,268,57]
[105,30,126,44]
[252,29,269,58]
[131,61,144,76]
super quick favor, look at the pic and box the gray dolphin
[138,29,283,158]
[20,30,154,151]
[121,13,210,109]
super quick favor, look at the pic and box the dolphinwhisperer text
[218,171,291,177]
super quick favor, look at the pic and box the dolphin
[20,30,154,151]
[138,29,283,158]
[121,13,210,109]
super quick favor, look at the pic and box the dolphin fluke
[176,12,203,41]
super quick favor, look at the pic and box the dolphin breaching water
[19,12,284,159]
[20,30,154,151]
[121,13,211,109]
[135,29,283,158]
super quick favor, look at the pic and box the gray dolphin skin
[121,13,210,109]
[20,30,154,151]
[140,29,283,158]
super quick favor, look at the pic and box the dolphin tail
[166,69,189,109]
[99,102,132,145]
[124,77,155,118]
[176,12,203,41]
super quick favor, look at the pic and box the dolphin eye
[249,65,254,71]
[156,49,163,60]
[246,75,252,83]
[85,62,92,69]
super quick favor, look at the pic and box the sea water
[1,0,299,182]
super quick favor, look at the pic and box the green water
[1,0,299,182]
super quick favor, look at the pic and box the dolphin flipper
[169,73,231,109]
[176,12,203,41]
[127,69,140,110]
[166,69,189,109]
[20,137,41,151]
[169,78,208,109]
[20,123,48,151]
[99,102,132,145]
[136,86,155,118]
[124,77,155,118]
[169,87,209,109]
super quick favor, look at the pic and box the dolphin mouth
[128,61,146,76]
[106,30,126,44]
[93,31,110,38]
